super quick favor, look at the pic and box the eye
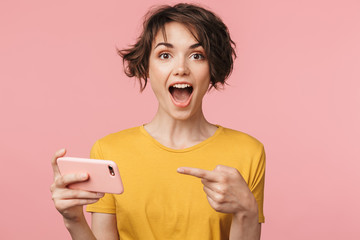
[190,53,205,60]
[159,53,171,59]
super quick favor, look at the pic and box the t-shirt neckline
[139,124,223,153]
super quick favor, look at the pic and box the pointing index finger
[177,167,217,181]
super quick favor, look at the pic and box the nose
[173,56,190,76]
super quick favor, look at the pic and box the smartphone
[57,157,124,194]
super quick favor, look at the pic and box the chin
[168,107,199,122]
[169,112,192,121]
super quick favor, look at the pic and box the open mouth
[169,83,194,104]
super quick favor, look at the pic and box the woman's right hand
[50,148,105,222]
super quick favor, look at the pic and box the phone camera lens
[108,165,115,176]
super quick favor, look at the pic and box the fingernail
[97,192,105,197]
[80,173,87,179]
[177,168,184,173]
[58,148,65,154]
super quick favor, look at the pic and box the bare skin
[177,166,261,239]
[50,21,261,239]
[50,148,118,240]
[146,22,261,239]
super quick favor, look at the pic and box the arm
[229,203,261,240]
[91,213,119,240]
[63,210,119,240]
[178,165,262,240]
[50,149,104,240]
[230,186,261,240]
[63,214,96,240]
[230,221,261,240]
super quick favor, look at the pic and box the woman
[51,3,265,240]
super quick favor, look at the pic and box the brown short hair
[118,3,236,91]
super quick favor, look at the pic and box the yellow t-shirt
[86,125,265,240]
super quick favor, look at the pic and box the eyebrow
[154,42,202,50]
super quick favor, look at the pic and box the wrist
[233,210,258,225]
[63,212,86,230]
[234,197,259,223]
[230,194,261,239]
[62,212,96,240]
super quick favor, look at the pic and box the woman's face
[148,22,210,121]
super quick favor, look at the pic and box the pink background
[1,0,359,239]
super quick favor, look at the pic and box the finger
[54,198,100,211]
[203,185,227,204]
[206,195,223,212]
[201,178,228,194]
[51,148,66,177]
[214,165,233,172]
[177,167,218,181]
[55,172,89,188]
[52,188,105,200]
[214,165,244,179]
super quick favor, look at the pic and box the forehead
[153,22,200,45]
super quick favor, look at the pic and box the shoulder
[220,126,263,147]
[90,126,147,159]
[216,126,265,157]
[217,127,266,176]
[99,126,142,143]
[91,126,144,152]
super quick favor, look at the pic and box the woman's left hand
[177,165,258,216]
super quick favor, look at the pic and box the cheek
[196,65,211,87]
[149,61,169,81]
[196,62,210,77]
[148,65,168,98]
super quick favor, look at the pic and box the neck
[144,107,217,149]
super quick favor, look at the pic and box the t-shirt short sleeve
[249,144,266,223]
[86,140,116,214]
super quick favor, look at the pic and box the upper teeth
[172,84,191,88]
